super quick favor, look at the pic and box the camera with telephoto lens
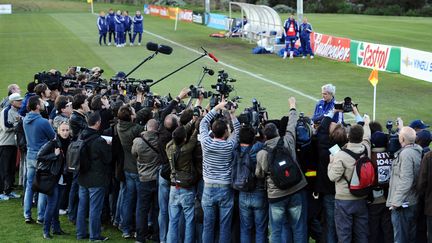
[334,97,358,113]
[188,85,213,99]
[237,98,268,131]
[34,70,72,90]
[124,78,152,95]
[211,70,236,97]
[386,120,401,158]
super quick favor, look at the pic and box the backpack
[296,115,313,148]
[66,134,99,173]
[266,137,303,190]
[232,145,256,192]
[170,145,197,188]
[342,146,377,197]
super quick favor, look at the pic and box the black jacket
[69,110,87,141]
[315,116,336,195]
[36,138,64,178]
[78,127,112,188]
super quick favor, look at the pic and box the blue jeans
[167,186,195,243]
[195,179,204,243]
[269,190,307,243]
[201,185,234,243]
[239,190,268,243]
[322,194,337,243]
[113,181,125,226]
[67,173,79,222]
[23,159,46,220]
[334,199,368,243]
[158,171,170,242]
[76,186,105,240]
[121,171,139,235]
[136,180,158,242]
[43,184,61,234]
[391,204,417,243]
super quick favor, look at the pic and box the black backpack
[266,137,303,190]
[296,114,313,148]
[66,134,99,173]
[232,145,257,192]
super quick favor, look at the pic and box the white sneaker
[310,55,314,59]
[302,56,306,59]
[289,51,294,59]
[283,51,287,59]
[108,43,111,46]
[138,43,141,46]
[0,194,10,201]
[116,45,120,47]
[6,191,20,199]
[130,43,133,46]
[59,209,67,215]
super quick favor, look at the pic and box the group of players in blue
[283,15,314,59]
[97,8,144,47]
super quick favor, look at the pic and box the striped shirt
[199,109,240,184]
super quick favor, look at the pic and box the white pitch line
[143,30,319,102]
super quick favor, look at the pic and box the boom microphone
[146,42,159,52]
[158,45,173,55]
[208,53,218,62]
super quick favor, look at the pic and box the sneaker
[108,43,111,46]
[302,56,306,59]
[283,51,287,59]
[138,43,141,46]
[59,209,67,215]
[310,55,314,59]
[90,236,109,242]
[36,219,44,225]
[122,233,132,239]
[0,194,9,201]
[7,191,21,199]
[130,43,133,46]
[25,217,34,224]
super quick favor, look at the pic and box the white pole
[91,1,94,14]
[373,85,377,121]
[174,9,179,31]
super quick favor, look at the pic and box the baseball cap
[409,119,430,130]
[371,131,388,148]
[416,130,432,148]
[8,93,23,102]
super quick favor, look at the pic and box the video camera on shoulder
[238,98,267,131]
[334,97,358,113]
[188,85,213,99]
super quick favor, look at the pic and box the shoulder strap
[342,145,368,161]
[141,136,159,154]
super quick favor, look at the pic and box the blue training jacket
[97,16,108,34]
[124,16,132,31]
[299,23,313,40]
[106,13,115,31]
[133,15,143,33]
[283,18,299,38]
[114,14,125,32]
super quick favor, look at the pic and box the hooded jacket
[132,130,160,182]
[256,109,307,199]
[23,111,55,162]
[386,143,422,208]
[77,127,112,188]
[117,120,145,174]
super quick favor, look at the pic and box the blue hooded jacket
[106,12,116,30]
[133,15,143,33]
[19,92,35,117]
[114,14,125,33]
[124,16,132,31]
[97,16,108,34]
[300,22,313,40]
[23,111,55,160]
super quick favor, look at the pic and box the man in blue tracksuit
[124,11,133,46]
[132,11,143,46]
[114,10,125,47]
[106,9,116,46]
[299,17,314,59]
[283,14,299,59]
[97,11,108,46]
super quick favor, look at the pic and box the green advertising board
[351,40,401,73]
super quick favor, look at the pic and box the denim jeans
[238,190,268,243]
[334,199,368,243]
[158,171,170,243]
[43,184,61,234]
[269,190,306,243]
[201,184,234,243]
[67,173,79,222]
[195,179,204,243]
[322,194,337,243]
[167,186,195,243]
[368,203,393,243]
[136,180,158,242]
[391,204,417,243]
[113,181,125,226]
[23,159,46,220]
[76,186,105,240]
[121,171,139,235]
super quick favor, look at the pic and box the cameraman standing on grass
[199,99,240,242]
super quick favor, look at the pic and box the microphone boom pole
[124,51,158,79]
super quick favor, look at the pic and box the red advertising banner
[310,32,351,62]
[180,9,193,22]
[159,6,169,18]
[149,5,160,16]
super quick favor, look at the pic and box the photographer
[34,83,51,119]
[199,99,240,242]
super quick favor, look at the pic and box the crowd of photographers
[0,67,431,243]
